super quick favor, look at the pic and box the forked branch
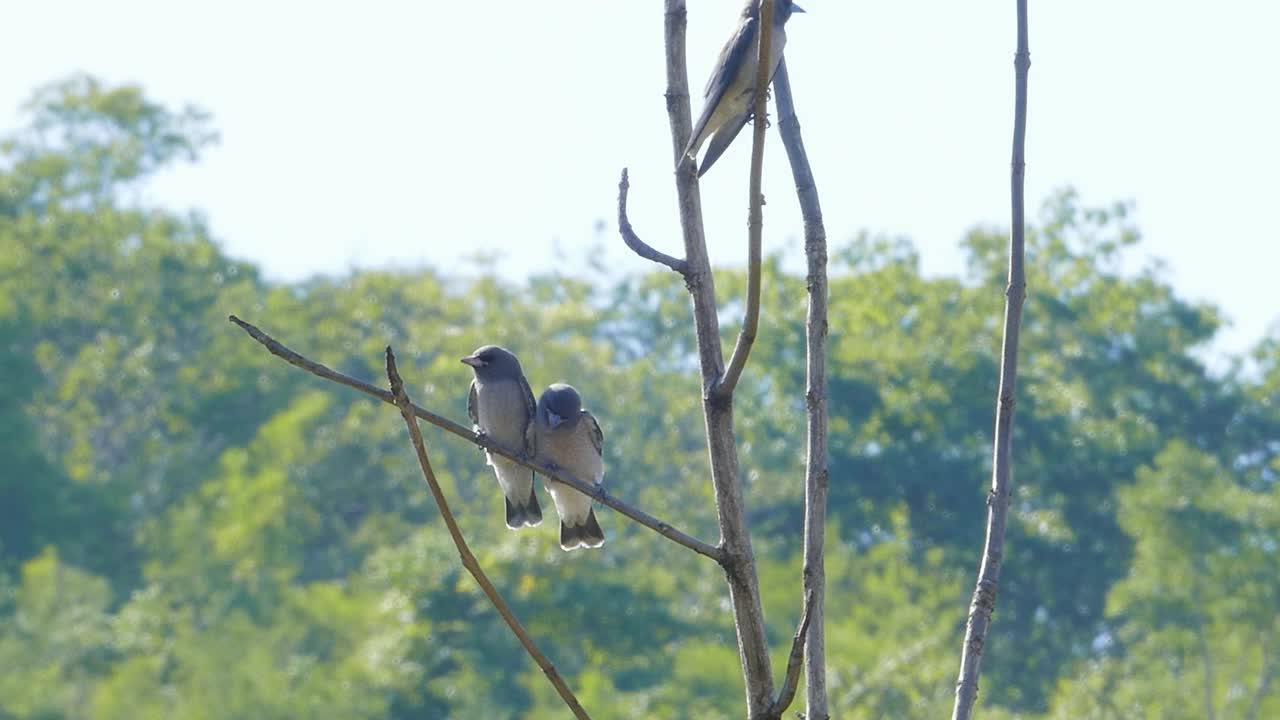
[659,0,776,713]
[385,347,590,720]
[767,589,817,719]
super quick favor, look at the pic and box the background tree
[2,74,1276,718]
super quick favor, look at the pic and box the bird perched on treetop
[530,383,606,551]
[462,345,542,530]
[683,0,805,177]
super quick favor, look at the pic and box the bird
[530,383,606,551]
[683,0,805,177]
[462,345,542,530]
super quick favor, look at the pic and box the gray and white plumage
[462,345,542,530]
[530,383,605,551]
[683,0,805,177]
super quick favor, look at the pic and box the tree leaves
[1,76,1277,718]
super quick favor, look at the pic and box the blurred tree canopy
[1,76,1276,719]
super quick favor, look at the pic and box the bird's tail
[505,485,543,530]
[696,112,752,178]
[559,509,605,551]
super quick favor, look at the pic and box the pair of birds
[684,0,805,177]
[462,345,606,551]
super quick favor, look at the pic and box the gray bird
[683,0,805,177]
[530,383,606,551]
[462,345,542,529]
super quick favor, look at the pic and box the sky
[3,0,1278,360]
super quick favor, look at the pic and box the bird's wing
[467,380,480,429]
[518,374,538,455]
[584,410,604,458]
[684,15,758,157]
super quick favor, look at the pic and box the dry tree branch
[714,0,774,400]
[384,346,591,720]
[228,315,721,562]
[618,168,687,274]
[767,589,817,720]
[773,58,831,720]
[660,0,776,714]
[950,1,1030,718]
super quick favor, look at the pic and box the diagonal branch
[229,315,722,562]
[385,346,591,720]
[951,1,1031,718]
[618,168,688,274]
[774,58,831,720]
[767,589,817,719]
[714,0,774,401]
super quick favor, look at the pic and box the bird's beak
[792,4,806,13]
[547,411,563,429]
[460,355,484,368]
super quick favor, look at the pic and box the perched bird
[683,0,805,177]
[531,383,606,551]
[462,345,542,530]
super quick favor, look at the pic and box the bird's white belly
[476,381,528,448]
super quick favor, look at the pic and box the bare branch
[768,589,817,719]
[951,1,1031,718]
[662,0,776,714]
[229,315,721,562]
[774,58,831,720]
[714,0,774,401]
[384,346,591,720]
[618,168,688,274]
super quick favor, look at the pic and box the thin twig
[774,58,830,720]
[384,346,591,720]
[229,315,721,562]
[618,168,688,274]
[768,589,816,719]
[714,0,773,400]
[950,1,1030,718]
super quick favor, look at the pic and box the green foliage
[2,75,1277,718]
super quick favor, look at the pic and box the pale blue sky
[3,1,1277,359]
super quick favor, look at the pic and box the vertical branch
[950,1,1030,718]
[384,347,591,720]
[715,0,774,399]
[773,59,830,720]
[663,1,776,715]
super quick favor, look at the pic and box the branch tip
[616,167,689,275]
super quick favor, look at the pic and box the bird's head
[461,345,524,382]
[773,0,805,24]
[538,383,583,430]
